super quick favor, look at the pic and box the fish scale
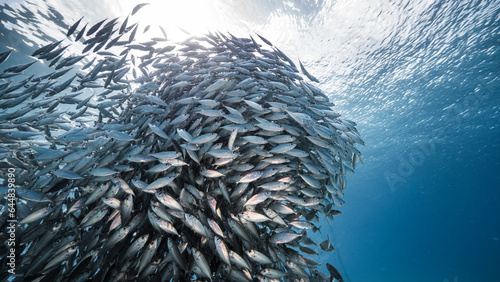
[0,4,363,281]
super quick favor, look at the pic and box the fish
[132,3,150,16]
[2,61,36,73]
[86,18,107,36]
[0,4,363,281]
[67,17,83,37]
[246,249,273,264]
[214,236,231,265]
[327,262,345,282]
[75,23,87,41]
[0,50,12,64]
[299,59,320,82]
[256,33,273,46]
[243,191,270,206]
[192,247,212,280]
[167,237,186,270]
[269,232,301,244]
[261,268,288,279]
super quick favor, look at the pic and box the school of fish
[0,3,363,281]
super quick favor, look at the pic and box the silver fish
[246,249,273,264]
[214,236,231,265]
[1,7,363,280]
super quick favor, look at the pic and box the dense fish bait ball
[0,8,362,282]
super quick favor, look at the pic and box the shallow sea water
[0,0,499,281]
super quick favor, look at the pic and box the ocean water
[0,0,499,281]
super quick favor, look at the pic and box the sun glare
[126,0,220,41]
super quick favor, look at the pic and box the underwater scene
[0,0,499,281]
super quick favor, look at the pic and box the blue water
[1,0,499,281]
